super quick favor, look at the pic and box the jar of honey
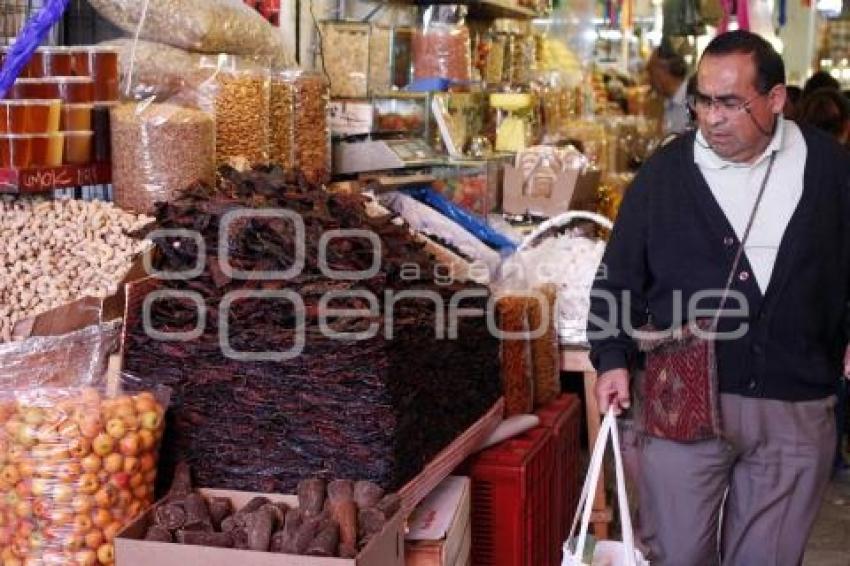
[30,133,64,166]
[0,134,32,168]
[63,130,93,164]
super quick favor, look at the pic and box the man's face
[694,52,786,163]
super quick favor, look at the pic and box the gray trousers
[629,393,836,566]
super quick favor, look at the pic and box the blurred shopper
[647,43,690,135]
[802,70,841,99]
[591,31,850,565]
[798,87,850,145]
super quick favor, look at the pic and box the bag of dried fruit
[491,254,561,414]
[0,328,170,566]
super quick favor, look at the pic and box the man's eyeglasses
[687,91,766,115]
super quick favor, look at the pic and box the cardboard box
[116,488,405,566]
[502,164,601,217]
[10,248,150,340]
[405,476,471,566]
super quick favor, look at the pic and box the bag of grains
[198,55,270,167]
[87,0,293,67]
[110,101,215,214]
[269,69,331,185]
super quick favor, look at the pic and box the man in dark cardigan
[588,30,850,565]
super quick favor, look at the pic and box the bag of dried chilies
[0,323,169,566]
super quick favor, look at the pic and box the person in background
[590,30,850,565]
[797,87,850,145]
[802,70,841,99]
[797,86,850,472]
[784,85,802,120]
[647,43,690,136]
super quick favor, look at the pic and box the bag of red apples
[0,325,169,566]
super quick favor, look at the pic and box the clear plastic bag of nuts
[197,54,271,167]
[269,69,331,186]
[110,99,216,215]
[0,325,170,566]
[87,0,293,67]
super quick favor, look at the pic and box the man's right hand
[595,368,631,416]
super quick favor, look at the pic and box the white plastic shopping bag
[562,411,649,566]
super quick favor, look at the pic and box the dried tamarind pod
[297,479,326,518]
[353,481,384,509]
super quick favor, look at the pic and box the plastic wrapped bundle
[110,102,216,214]
[413,24,472,82]
[269,70,330,185]
[496,294,534,416]
[318,21,370,99]
[0,324,169,565]
[87,0,293,67]
[378,191,502,278]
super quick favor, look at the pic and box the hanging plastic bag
[412,5,472,83]
[87,0,293,67]
[563,411,650,566]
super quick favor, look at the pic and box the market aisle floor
[804,470,850,565]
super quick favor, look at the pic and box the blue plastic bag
[403,185,517,253]
[0,0,70,98]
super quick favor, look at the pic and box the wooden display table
[560,346,613,538]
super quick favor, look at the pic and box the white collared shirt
[694,116,807,293]
[663,80,690,135]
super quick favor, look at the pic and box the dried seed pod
[183,492,214,531]
[297,479,326,518]
[144,525,173,543]
[307,521,340,557]
[208,497,234,531]
[176,530,235,548]
[244,506,275,551]
[353,481,384,509]
[154,503,187,531]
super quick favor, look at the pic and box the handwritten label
[0,164,111,193]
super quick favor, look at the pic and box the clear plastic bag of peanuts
[412,5,472,83]
[269,69,331,186]
[0,326,170,566]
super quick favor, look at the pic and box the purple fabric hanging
[0,0,70,98]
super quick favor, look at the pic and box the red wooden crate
[466,426,557,566]
[536,394,583,564]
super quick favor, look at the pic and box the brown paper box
[116,488,406,566]
[502,164,601,217]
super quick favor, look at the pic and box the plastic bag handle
[518,211,614,252]
[567,411,637,566]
